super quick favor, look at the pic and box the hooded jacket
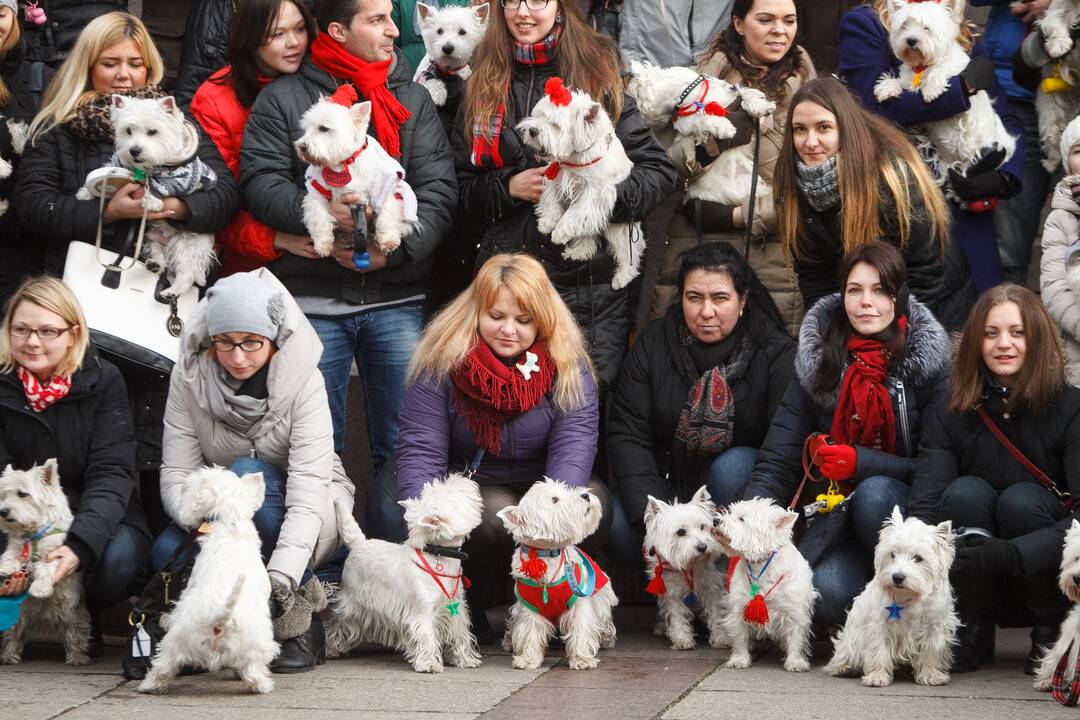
[743,294,951,506]
[1040,176,1080,386]
[160,268,354,586]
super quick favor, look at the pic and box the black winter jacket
[609,305,795,530]
[17,1,127,67]
[908,384,1080,575]
[743,294,951,505]
[241,52,457,306]
[0,347,147,572]
[174,0,233,108]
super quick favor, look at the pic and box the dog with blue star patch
[825,507,958,687]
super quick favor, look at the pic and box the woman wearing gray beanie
[149,268,354,673]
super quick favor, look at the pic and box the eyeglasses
[9,325,74,341]
[500,0,552,10]
[211,338,267,353]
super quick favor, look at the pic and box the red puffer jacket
[190,67,282,275]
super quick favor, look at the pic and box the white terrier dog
[713,498,816,672]
[1034,519,1080,694]
[413,2,489,107]
[516,78,643,290]
[1035,1,1080,172]
[326,473,484,673]
[0,460,91,666]
[498,478,618,670]
[139,467,277,695]
[295,85,419,258]
[76,95,218,299]
[825,508,958,687]
[643,487,730,650]
[625,61,776,207]
[874,0,1016,201]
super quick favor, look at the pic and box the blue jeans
[994,99,1051,284]
[149,458,312,585]
[705,446,758,506]
[366,458,407,542]
[811,475,909,626]
[308,303,423,472]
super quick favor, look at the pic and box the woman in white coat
[151,268,354,673]
[1041,116,1080,386]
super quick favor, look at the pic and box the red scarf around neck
[830,337,896,454]
[17,366,72,413]
[450,340,556,456]
[309,33,411,157]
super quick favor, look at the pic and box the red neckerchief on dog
[413,548,470,616]
[673,77,729,119]
[309,142,370,200]
[514,546,609,622]
[543,154,603,181]
[644,548,697,607]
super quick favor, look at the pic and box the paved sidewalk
[0,607,1068,720]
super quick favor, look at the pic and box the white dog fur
[498,478,618,670]
[1035,0,1080,172]
[1034,518,1080,692]
[138,467,278,694]
[825,508,958,687]
[625,61,776,207]
[326,473,484,673]
[714,498,817,672]
[643,486,730,650]
[516,79,643,290]
[874,0,1016,190]
[413,2,489,106]
[0,460,91,666]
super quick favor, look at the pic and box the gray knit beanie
[0,1,15,14]
[1061,115,1080,173]
[205,271,286,341]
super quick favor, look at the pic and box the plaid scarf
[470,26,562,168]
[17,367,72,412]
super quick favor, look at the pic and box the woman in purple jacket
[367,253,608,639]
[838,0,1024,295]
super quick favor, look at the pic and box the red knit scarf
[450,340,556,456]
[309,33,411,157]
[17,366,71,412]
[830,337,896,454]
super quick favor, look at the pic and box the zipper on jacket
[894,379,911,456]
[526,66,536,117]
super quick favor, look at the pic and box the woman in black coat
[607,242,794,566]
[0,276,148,627]
[743,242,950,626]
[908,284,1080,675]
[452,0,675,388]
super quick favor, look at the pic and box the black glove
[959,55,996,96]
[693,104,756,167]
[951,535,1023,577]
[947,146,1009,201]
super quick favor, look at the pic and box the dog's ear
[935,520,953,539]
[644,495,668,524]
[2,463,11,476]
[474,1,490,25]
[350,100,373,129]
[111,94,128,114]
[417,515,446,530]
[690,486,712,507]
[1073,518,1080,532]
[39,458,59,487]
[886,0,906,17]
[159,96,179,114]
[416,2,435,23]
[944,0,964,23]
[495,505,521,531]
[584,103,601,124]
[774,510,797,531]
[890,505,905,528]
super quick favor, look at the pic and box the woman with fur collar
[649,0,816,336]
[741,241,951,627]
[153,268,354,673]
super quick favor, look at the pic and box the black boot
[951,616,995,673]
[270,612,326,674]
[1026,624,1059,676]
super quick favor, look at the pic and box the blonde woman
[372,254,608,640]
[0,276,148,653]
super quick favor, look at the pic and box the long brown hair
[218,0,316,108]
[464,0,623,145]
[774,77,950,262]
[950,284,1065,416]
[0,5,20,108]
[702,0,810,101]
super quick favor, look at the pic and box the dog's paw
[560,238,597,262]
[914,669,950,686]
[708,632,732,649]
[611,266,638,290]
[536,212,559,235]
[76,188,92,201]
[0,650,22,664]
[375,234,401,254]
[28,577,54,599]
[1034,676,1053,692]
[670,635,697,651]
[825,662,856,678]
[246,674,274,694]
[568,654,600,670]
[783,656,811,673]
[413,660,445,674]
[920,74,948,102]
[501,632,514,653]
[1046,32,1074,61]
[739,88,776,119]
[511,654,543,670]
[724,653,752,670]
[143,195,165,213]
[427,81,448,107]
[861,670,893,687]
[873,75,903,102]
[453,651,483,669]
[137,678,167,694]
[144,258,163,273]
[311,235,335,257]
[65,652,91,666]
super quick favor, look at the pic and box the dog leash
[743,116,762,259]
[1053,641,1080,706]
[413,548,469,616]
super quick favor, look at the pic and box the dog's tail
[209,575,245,652]
[334,498,366,551]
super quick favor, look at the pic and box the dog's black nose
[528,127,539,138]
[891,572,906,587]
[129,146,142,159]
[442,43,455,55]
[695,542,708,554]
[0,507,8,518]
[906,37,918,48]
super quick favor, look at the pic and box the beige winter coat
[160,268,354,586]
[650,48,816,336]
[1040,177,1080,386]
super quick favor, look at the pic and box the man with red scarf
[240,0,456,472]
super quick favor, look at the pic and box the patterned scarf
[17,367,72,412]
[470,26,562,168]
[830,337,896,453]
[67,86,170,144]
[794,155,840,213]
[672,322,746,459]
[450,339,556,456]
[105,151,217,198]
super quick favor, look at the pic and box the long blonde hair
[0,276,90,377]
[28,12,163,144]
[0,6,21,108]
[408,254,593,411]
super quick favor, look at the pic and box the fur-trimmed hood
[794,293,950,411]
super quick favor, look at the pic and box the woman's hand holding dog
[328,192,375,232]
[0,571,28,596]
[48,546,79,583]
[509,168,546,203]
[101,183,175,225]
[274,232,321,259]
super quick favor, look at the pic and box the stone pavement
[0,607,1069,720]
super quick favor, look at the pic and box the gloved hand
[814,442,856,482]
[959,56,996,96]
[693,104,756,166]
[952,535,1023,577]
[947,146,1009,201]
[268,570,295,619]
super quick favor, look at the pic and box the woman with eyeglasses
[0,275,150,656]
[150,268,354,673]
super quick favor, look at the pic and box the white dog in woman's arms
[1034,519,1080,694]
[516,77,643,290]
[413,2,489,107]
[1034,0,1080,172]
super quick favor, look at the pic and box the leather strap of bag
[789,434,824,511]
[91,177,147,275]
[744,117,762,259]
[976,405,1073,510]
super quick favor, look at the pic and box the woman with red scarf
[740,242,951,628]
[372,253,608,640]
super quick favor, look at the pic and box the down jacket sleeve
[611,94,678,224]
[167,115,240,235]
[241,84,310,236]
[160,370,208,527]
[543,368,600,488]
[1040,184,1080,345]
[395,376,453,500]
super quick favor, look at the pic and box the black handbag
[121,529,201,681]
[787,435,856,568]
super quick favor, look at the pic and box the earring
[555,13,562,23]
